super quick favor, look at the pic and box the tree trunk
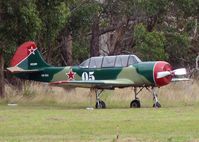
[147,16,157,32]
[90,14,100,57]
[109,17,128,55]
[60,31,73,66]
[109,25,126,55]
[0,54,5,98]
[46,44,52,64]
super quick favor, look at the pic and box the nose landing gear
[152,87,161,108]
[130,87,161,108]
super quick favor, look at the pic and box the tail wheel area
[130,99,141,108]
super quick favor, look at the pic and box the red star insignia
[28,46,37,55]
[66,70,76,80]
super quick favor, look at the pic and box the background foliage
[0,0,199,67]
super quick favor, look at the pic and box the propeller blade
[157,71,171,79]
[172,68,187,76]
[157,68,187,79]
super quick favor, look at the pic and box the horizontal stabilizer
[7,66,41,73]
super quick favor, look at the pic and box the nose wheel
[153,102,161,108]
[152,87,161,108]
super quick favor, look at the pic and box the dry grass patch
[2,80,199,108]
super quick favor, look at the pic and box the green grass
[0,104,199,142]
[1,81,199,141]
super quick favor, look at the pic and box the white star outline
[28,46,37,55]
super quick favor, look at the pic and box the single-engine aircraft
[7,41,188,108]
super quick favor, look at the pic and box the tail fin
[7,41,50,73]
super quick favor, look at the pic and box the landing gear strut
[152,87,161,108]
[92,87,161,109]
[130,87,161,108]
[130,87,144,108]
[95,89,106,109]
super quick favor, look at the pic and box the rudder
[10,41,50,71]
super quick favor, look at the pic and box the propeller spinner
[153,61,187,87]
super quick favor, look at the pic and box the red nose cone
[153,61,172,87]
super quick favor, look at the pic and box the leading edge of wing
[49,79,134,88]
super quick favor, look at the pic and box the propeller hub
[153,61,172,87]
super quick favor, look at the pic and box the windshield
[79,54,142,68]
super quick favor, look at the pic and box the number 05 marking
[82,72,95,81]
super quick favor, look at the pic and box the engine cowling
[134,61,186,87]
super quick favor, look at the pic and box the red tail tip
[10,41,37,67]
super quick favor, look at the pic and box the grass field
[0,81,199,142]
[1,105,199,142]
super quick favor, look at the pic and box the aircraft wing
[50,79,134,89]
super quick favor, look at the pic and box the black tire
[153,102,161,108]
[130,99,141,108]
[95,100,106,109]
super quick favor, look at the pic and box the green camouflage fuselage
[15,62,156,89]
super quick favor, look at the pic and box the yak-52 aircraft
[7,41,188,108]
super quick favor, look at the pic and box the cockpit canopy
[79,55,141,68]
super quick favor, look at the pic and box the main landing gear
[130,87,161,108]
[95,89,106,109]
[130,88,143,108]
[93,87,161,109]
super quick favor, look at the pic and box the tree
[66,0,100,62]
[59,29,73,65]
[90,13,100,56]
[91,0,169,55]
[0,0,42,67]
[1,0,199,77]
[159,0,199,67]
[134,24,167,61]
[0,51,5,98]
[36,0,70,64]
[0,0,42,44]
[0,1,5,98]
